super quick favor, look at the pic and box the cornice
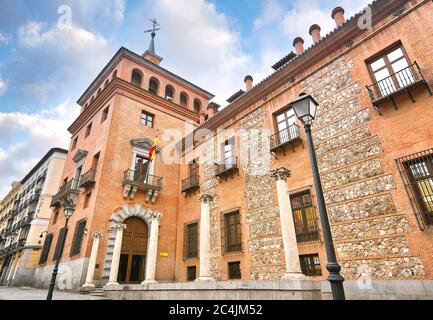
[69,78,200,134]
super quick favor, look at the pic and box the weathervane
[144,18,160,54]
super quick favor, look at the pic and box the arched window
[104,79,109,88]
[193,99,201,113]
[149,77,159,95]
[180,92,188,108]
[165,85,174,101]
[112,70,117,81]
[131,69,143,87]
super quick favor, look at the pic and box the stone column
[82,232,103,289]
[142,212,163,284]
[195,194,215,282]
[106,223,126,286]
[270,167,306,280]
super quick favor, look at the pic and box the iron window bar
[396,148,433,230]
[366,61,432,115]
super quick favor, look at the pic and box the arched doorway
[117,217,148,283]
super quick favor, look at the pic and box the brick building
[30,0,433,298]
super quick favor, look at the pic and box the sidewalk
[0,286,108,300]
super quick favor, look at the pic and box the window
[134,154,149,182]
[275,108,298,144]
[85,123,92,138]
[396,149,433,228]
[184,222,198,259]
[39,234,53,264]
[71,137,78,150]
[300,254,322,276]
[367,44,414,97]
[224,211,241,253]
[131,69,142,87]
[141,111,154,128]
[165,85,174,101]
[193,99,201,113]
[290,188,320,243]
[187,266,196,281]
[53,227,68,261]
[221,137,236,169]
[228,261,241,279]
[83,192,91,209]
[149,77,159,95]
[101,106,109,123]
[70,219,86,256]
[180,92,188,108]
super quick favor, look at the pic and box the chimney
[207,102,220,119]
[244,75,253,92]
[309,24,321,44]
[331,7,345,27]
[293,37,304,55]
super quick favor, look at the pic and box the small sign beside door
[159,252,169,257]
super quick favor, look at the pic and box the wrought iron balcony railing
[296,229,320,244]
[79,169,96,189]
[215,156,239,181]
[123,170,163,190]
[50,178,80,208]
[366,61,432,114]
[122,170,163,203]
[270,124,302,153]
[181,174,200,193]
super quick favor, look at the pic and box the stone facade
[301,55,426,280]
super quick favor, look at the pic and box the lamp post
[290,92,345,300]
[46,202,75,300]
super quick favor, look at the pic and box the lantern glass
[64,206,75,218]
[291,94,319,125]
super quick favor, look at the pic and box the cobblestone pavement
[0,286,109,300]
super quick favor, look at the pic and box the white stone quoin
[142,212,163,284]
[82,232,103,289]
[270,167,306,280]
[195,194,215,282]
[106,223,127,286]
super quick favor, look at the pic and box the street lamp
[290,92,346,300]
[46,202,75,300]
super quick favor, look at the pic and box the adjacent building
[28,0,433,298]
[0,148,67,286]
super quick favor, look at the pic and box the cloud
[147,0,251,106]
[254,0,284,30]
[0,32,8,44]
[281,0,371,48]
[0,77,7,96]
[11,21,111,103]
[76,0,126,25]
[0,100,79,199]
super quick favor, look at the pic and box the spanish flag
[148,135,158,163]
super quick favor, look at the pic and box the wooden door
[117,217,148,283]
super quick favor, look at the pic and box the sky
[0,0,371,198]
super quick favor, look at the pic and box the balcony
[366,62,432,115]
[50,179,80,208]
[181,175,200,195]
[122,170,162,203]
[215,156,239,181]
[270,124,303,154]
[79,169,96,189]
